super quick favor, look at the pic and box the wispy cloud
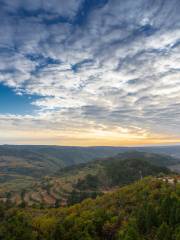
[0,0,180,145]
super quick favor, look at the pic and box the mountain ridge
[0,151,173,207]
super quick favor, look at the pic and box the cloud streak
[0,0,180,145]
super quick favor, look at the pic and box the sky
[0,0,180,146]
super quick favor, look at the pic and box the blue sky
[0,84,40,114]
[0,0,180,145]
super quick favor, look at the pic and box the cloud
[1,0,84,19]
[0,0,180,144]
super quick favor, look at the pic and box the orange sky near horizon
[1,127,180,146]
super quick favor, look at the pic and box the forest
[0,177,179,240]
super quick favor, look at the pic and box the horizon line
[1,143,180,147]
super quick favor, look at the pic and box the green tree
[124,225,141,240]
[4,212,36,240]
[156,222,172,240]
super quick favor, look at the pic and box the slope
[0,152,172,207]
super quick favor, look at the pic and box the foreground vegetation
[0,177,179,240]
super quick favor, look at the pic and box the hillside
[0,152,172,207]
[0,145,179,186]
[135,145,180,159]
[0,145,128,178]
[0,177,179,240]
[112,151,180,167]
[0,145,128,194]
[0,146,179,183]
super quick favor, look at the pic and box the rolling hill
[0,151,173,207]
[0,145,129,192]
[0,145,179,207]
[0,145,179,179]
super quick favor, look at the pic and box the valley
[0,146,179,207]
[0,145,179,240]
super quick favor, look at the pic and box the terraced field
[0,163,101,207]
[0,153,174,207]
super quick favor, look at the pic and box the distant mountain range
[0,145,180,177]
[0,149,176,207]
